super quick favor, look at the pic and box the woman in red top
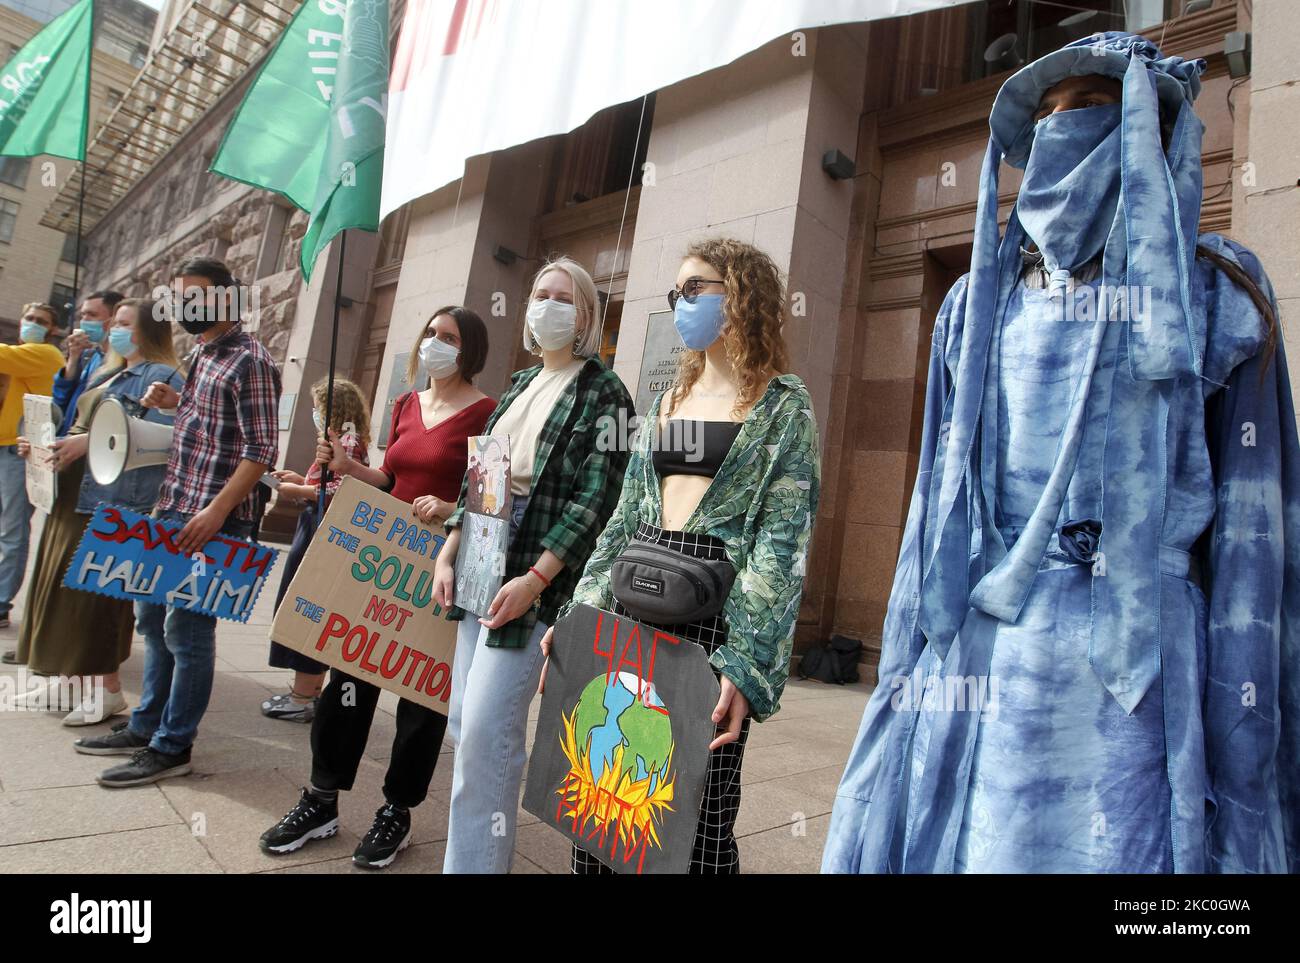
[260,305,495,871]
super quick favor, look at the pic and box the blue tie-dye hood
[994,31,1209,380]
[916,33,1210,713]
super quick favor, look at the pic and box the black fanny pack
[610,539,736,626]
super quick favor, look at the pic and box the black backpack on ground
[798,634,864,685]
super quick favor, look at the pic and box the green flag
[0,0,93,161]
[211,0,388,280]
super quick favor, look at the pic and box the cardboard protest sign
[522,603,720,874]
[23,394,58,513]
[455,434,510,617]
[269,477,457,715]
[63,505,279,622]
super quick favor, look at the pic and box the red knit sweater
[381,393,496,504]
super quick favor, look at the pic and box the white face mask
[312,409,325,434]
[419,335,460,380]
[526,298,578,351]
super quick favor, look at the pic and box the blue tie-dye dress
[824,236,1300,874]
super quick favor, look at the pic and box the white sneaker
[61,689,129,727]
[8,679,69,712]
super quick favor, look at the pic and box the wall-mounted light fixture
[492,244,519,266]
[1224,31,1251,79]
[822,148,855,181]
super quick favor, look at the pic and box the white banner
[382,0,975,217]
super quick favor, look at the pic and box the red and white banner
[382,0,975,217]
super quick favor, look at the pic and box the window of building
[967,0,1172,81]
[0,157,29,189]
[60,232,82,264]
[49,283,75,324]
[542,95,655,214]
[0,200,19,243]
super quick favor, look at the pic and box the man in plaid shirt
[76,257,281,787]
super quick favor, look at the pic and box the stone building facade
[79,0,1295,673]
[0,0,156,336]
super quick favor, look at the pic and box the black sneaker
[1,649,18,664]
[352,803,412,869]
[73,720,150,756]
[97,747,192,787]
[259,789,340,855]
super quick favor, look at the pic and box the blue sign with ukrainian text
[63,505,279,623]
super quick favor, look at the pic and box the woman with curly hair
[543,237,822,873]
[259,376,374,723]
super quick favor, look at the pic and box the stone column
[1243,0,1300,420]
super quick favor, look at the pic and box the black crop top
[652,419,743,479]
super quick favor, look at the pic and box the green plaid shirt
[446,357,635,648]
[559,374,821,721]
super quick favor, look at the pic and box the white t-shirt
[491,358,584,496]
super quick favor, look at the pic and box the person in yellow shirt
[0,303,65,630]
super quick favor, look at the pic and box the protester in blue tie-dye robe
[822,33,1299,874]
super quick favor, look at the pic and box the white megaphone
[88,396,175,485]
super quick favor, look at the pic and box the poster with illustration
[522,603,720,874]
[455,435,510,616]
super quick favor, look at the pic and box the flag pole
[70,0,92,320]
[318,230,346,517]
[70,164,86,312]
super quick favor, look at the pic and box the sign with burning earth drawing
[523,603,719,874]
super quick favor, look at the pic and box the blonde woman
[544,237,822,873]
[13,298,183,724]
[433,257,635,873]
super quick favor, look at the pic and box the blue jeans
[0,445,34,614]
[444,493,545,873]
[129,509,252,756]
[444,617,548,873]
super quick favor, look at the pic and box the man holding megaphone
[74,257,282,789]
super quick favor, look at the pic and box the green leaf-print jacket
[559,373,821,722]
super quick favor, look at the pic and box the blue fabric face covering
[79,320,105,343]
[673,293,725,350]
[1016,103,1123,297]
[20,321,47,344]
[108,327,135,357]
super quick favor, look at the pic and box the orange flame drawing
[554,704,675,857]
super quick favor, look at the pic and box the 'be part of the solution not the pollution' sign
[523,604,719,874]
[269,477,458,715]
[62,505,279,622]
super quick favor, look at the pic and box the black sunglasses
[667,276,724,310]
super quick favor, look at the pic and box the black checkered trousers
[571,521,751,875]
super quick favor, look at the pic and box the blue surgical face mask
[20,321,47,344]
[312,409,325,434]
[673,293,726,350]
[80,320,105,343]
[108,326,136,357]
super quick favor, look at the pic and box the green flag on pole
[0,0,93,161]
[211,0,388,280]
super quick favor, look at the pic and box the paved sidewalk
[0,528,871,874]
